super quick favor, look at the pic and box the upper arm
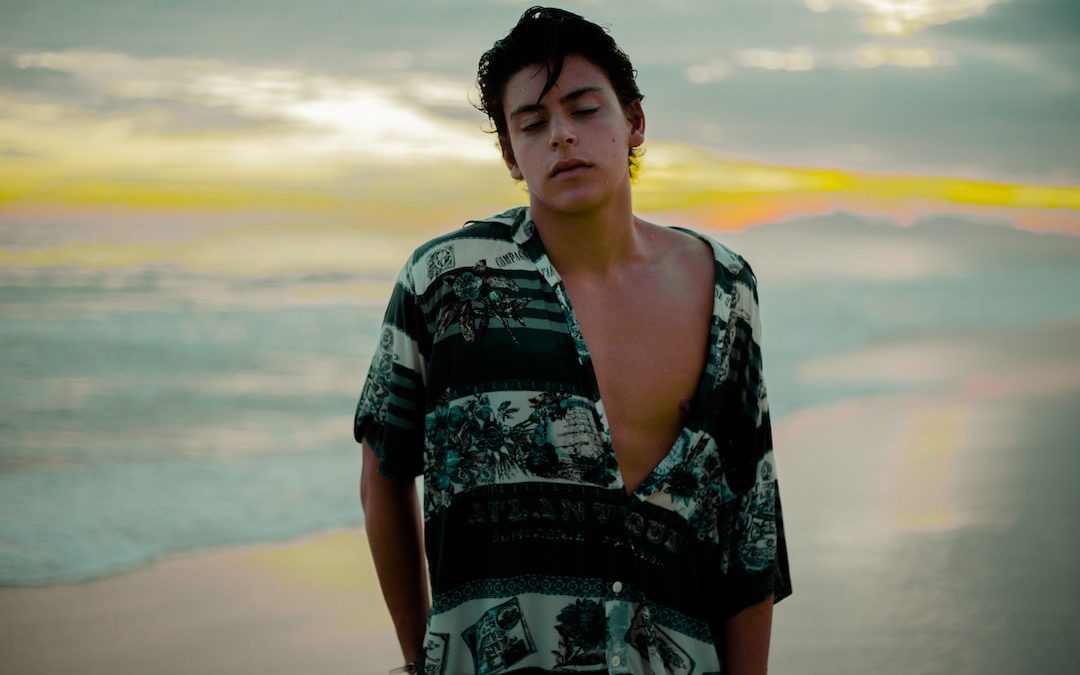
[360,437,418,517]
[723,595,774,675]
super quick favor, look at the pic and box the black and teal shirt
[355,207,791,674]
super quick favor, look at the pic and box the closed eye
[573,108,599,117]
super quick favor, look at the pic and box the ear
[626,100,645,149]
[501,143,523,181]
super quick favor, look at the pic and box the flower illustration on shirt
[437,259,531,343]
[356,327,396,425]
[552,599,605,667]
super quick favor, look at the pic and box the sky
[1,0,1078,238]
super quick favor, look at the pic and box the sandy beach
[0,530,401,675]
[2,318,1078,675]
[769,317,1080,674]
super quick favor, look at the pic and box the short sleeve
[354,260,429,481]
[720,261,792,618]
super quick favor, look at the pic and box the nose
[548,115,576,148]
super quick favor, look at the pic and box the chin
[533,193,606,216]
[533,182,620,215]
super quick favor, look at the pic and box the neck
[529,190,649,281]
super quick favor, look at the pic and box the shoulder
[400,207,529,295]
[660,224,759,290]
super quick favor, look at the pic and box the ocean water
[0,267,386,584]
[1,215,1079,586]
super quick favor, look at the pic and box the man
[356,6,790,674]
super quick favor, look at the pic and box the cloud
[5,50,493,168]
[921,0,1080,91]
[685,60,736,84]
[0,0,508,80]
[735,48,818,73]
[1,0,1075,188]
[803,0,998,36]
[694,44,956,74]
[626,142,1080,239]
[0,145,35,159]
[925,0,1079,47]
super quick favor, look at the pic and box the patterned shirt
[355,207,791,675]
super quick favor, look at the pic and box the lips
[549,158,591,178]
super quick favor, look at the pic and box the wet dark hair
[476,6,644,175]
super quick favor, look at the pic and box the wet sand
[2,319,1078,675]
[0,530,401,675]
[771,318,1080,674]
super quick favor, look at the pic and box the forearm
[360,441,430,662]
[723,595,774,675]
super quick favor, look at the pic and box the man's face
[501,55,645,216]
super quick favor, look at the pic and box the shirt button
[612,580,623,594]
[611,655,622,668]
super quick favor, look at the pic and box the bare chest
[565,270,713,491]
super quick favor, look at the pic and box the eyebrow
[509,86,604,118]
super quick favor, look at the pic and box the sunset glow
[2,1,1077,275]
[5,141,1077,228]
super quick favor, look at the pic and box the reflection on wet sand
[772,318,1080,675]
[889,404,969,533]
